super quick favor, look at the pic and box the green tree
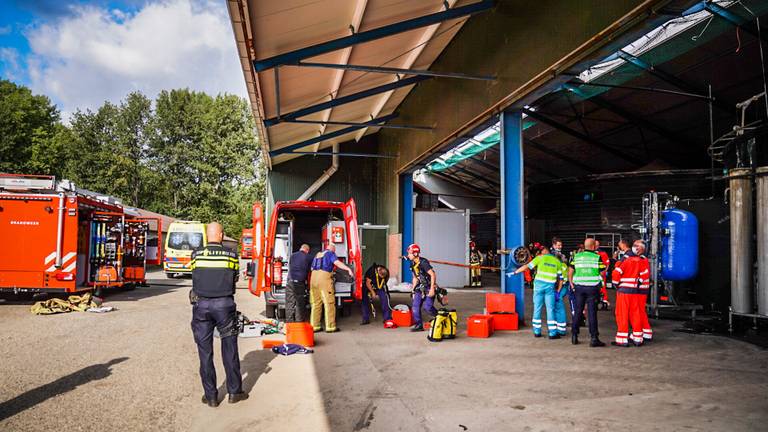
[0,79,62,175]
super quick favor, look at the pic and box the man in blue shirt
[310,243,353,333]
[286,244,313,322]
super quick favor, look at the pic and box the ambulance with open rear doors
[246,199,362,319]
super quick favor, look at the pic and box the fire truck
[240,228,254,259]
[0,174,161,297]
[246,199,362,319]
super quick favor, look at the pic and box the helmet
[469,241,476,249]
[407,244,421,254]
[383,320,397,329]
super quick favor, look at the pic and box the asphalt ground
[0,268,767,431]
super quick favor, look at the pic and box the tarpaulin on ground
[31,293,100,315]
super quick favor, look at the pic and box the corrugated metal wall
[268,138,379,223]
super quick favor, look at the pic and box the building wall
[374,0,648,231]
[268,138,379,223]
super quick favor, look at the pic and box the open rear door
[248,202,266,296]
[344,198,363,300]
[135,217,163,266]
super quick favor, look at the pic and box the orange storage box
[392,309,413,327]
[490,313,519,331]
[486,293,516,314]
[261,339,283,349]
[467,314,494,338]
[286,322,315,347]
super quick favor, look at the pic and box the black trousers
[191,296,242,399]
[571,284,600,339]
[285,280,308,322]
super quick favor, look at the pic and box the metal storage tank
[660,209,699,281]
[729,168,754,314]
[757,167,768,316]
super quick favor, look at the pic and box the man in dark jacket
[191,222,248,407]
[286,244,313,322]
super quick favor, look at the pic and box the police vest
[191,243,240,298]
[570,251,605,286]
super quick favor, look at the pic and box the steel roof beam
[616,50,733,113]
[524,137,595,173]
[704,2,768,43]
[563,83,698,150]
[430,171,498,197]
[283,118,432,130]
[521,108,638,165]
[296,61,496,81]
[264,75,429,126]
[253,0,495,72]
[269,113,397,156]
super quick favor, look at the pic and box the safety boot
[202,395,220,407]
[571,334,579,345]
[411,323,424,332]
[590,339,606,347]
[228,392,249,404]
[611,341,630,348]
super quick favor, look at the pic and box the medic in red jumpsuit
[611,240,652,346]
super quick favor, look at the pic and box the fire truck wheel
[165,273,175,279]
[124,283,136,291]
[265,304,277,319]
[93,287,103,298]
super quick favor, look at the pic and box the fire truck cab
[0,174,161,296]
[246,199,362,319]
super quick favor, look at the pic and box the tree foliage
[0,80,264,238]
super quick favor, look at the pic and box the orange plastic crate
[486,293,516,314]
[392,309,413,327]
[467,314,494,338]
[490,313,519,331]
[286,322,315,347]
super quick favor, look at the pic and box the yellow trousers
[310,270,336,331]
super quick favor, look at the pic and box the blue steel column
[500,111,525,321]
[401,173,414,283]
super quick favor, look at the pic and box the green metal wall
[267,137,379,223]
[374,0,649,232]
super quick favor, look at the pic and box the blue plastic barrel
[660,209,699,281]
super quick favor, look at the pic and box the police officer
[286,244,313,322]
[406,244,439,332]
[567,238,606,347]
[310,243,354,333]
[190,222,248,407]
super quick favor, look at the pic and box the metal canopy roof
[227,0,492,167]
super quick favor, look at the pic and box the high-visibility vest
[570,250,605,286]
[527,254,562,283]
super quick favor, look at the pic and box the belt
[290,279,306,283]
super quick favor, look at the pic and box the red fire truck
[0,174,161,297]
[246,199,362,319]
[240,228,254,259]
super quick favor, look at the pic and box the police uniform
[190,242,242,403]
[310,250,339,332]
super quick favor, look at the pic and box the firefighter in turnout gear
[190,222,248,407]
[310,243,354,333]
[513,246,563,339]
[407,244,439,332]
[611,240,652,346]
[469,241,482,287]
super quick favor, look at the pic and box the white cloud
[0,25,12,36]
[25,0,246,118]
[0,47,23,81]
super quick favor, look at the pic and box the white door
[414,210,469,288]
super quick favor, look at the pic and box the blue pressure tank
[660,209,699,281]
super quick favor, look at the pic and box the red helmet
[469,241,476,249]
[407,244,421,254]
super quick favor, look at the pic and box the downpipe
[298,143,339,200]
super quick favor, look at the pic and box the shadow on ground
[0,357,129,421]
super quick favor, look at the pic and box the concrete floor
[1,269,767,431]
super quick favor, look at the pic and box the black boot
[411,323,424,332]
[571,334,579,345]
[590,338,606,347]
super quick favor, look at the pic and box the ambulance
[163,221,206,278]
[246,199,362,319]
[0,174,160,296]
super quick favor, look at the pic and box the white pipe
[55,193,65,267]
[298,143,339,200]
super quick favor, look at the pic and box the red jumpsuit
[611,255,651,345]
[597,250,610,304]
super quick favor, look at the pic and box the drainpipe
[298,143,339,200]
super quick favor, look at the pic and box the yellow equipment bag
[441,309,458,339]
[427,313,446,342]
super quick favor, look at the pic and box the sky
[0,0,247,119]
